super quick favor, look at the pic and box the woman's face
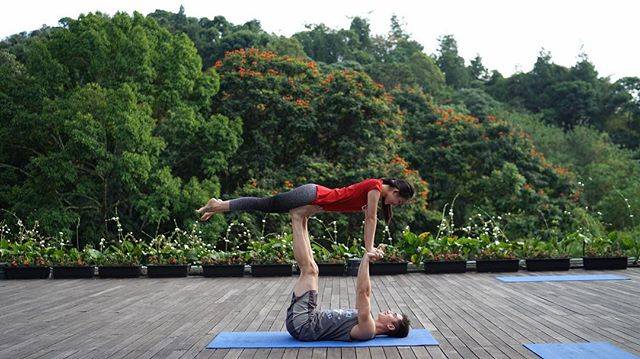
[384,189,407,206]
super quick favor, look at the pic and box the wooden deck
[1,268,639,359]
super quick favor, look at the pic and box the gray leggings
[228,183,317,213]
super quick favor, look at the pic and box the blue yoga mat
[207,328,438,348]
[524,342,640,359]
[496,274,630,283]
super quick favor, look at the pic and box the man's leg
[290,205,322,297]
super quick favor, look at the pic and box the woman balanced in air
[196,177,415,254]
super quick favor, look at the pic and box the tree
[0,11,241,242]
[436,34,471,89]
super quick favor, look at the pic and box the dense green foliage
[1,7,638,252]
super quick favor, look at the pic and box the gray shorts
[285,290,319,341]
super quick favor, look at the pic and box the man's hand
[365,244,386,261]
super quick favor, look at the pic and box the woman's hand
[365,244,386,261]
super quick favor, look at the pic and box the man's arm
[350,252,377,340]
[363,189,380,253]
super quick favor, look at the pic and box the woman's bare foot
[196,198,226,221]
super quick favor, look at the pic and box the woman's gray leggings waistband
[228,183,317,213]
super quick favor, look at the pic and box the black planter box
[370,262,408,275]
[98,265,141,278]
[146,264,190,278]
[525,258,570,271]
[202,264,245,277]
[251,264,292,277]
[5,266,50,279]
[318,263,345,276]
[476,259,520,273]
[0,263,6,280]
[424,260,467,274]
[346,259,361,276]
[52,266,95,279]
[583,256,628,270]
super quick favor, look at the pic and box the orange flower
[322,74,334,85]
[295,99,310,108]
[284,180,294,188]
[553,165,569,176]
[570,189,581,202]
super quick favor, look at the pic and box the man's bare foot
[196,198,224,221]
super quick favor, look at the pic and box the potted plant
[620,230,640,266]
[37,231,94,279]
[249,234,294,277]
[419,232,471,274]
[311,242,348,276]
[97,235,144,278]
[370,244,408,275]
[3,240,51,279]
[200,250,247,277]
[49,246,95,279]
[345,238,366,276]
[1,221,9,279]
[1,218,51,279]
[475,235,521,272]
[199,220,248,277]
[145,228,193,278]
[523,237,571,271]
[580,232,628,270]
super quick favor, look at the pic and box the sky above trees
[1,0,638,81]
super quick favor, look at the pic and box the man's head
[376,310,410,337]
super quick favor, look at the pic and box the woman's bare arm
[362,189,380,252]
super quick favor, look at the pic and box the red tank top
[311,178,383,212]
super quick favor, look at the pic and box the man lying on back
[285,229,411,342]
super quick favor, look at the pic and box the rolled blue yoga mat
[524,342,640,359]
[207,328,438,348]
[496,274,630,283]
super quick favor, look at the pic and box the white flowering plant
[1,239,51,267]
[415,232,477,262]
[374,243,407,263]
[570,231,625,258]
[200,250,247,265]
[0,216,51,267]
[248,233,294,265]
[99,235,145,266]
[476,234,522,260]
[39,231,94,266]
[311,242,349,264]
[521,236,572,259]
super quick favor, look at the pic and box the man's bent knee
[299,261,319,276]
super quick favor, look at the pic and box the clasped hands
[365,244,386,261]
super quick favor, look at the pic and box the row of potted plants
[1,212,638,278]
[401,230,635,274]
